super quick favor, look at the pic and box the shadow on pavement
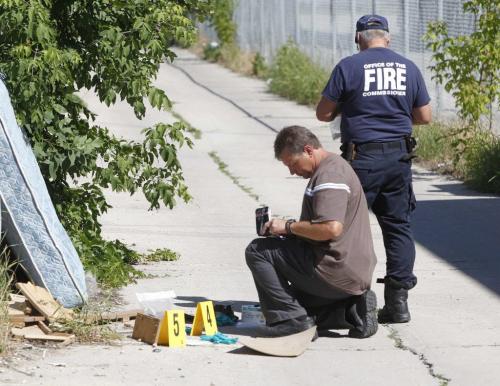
[174,296,259,313]
[413,185,500,295]
[227,346,269,356]
[174,295,261,337]
[174,296,352,339]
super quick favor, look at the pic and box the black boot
[348,290,378,339]
[314,299,355,331]
[313,291,378,339]
[378,278,411,324]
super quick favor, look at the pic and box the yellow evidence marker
[190,300,218,336]
[157,310,186,347]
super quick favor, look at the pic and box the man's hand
[263,218,287,236]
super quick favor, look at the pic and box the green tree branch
[0,0,213,287]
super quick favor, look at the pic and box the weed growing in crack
[170,110,202,140]
[208,151,259,201]
[386,326,451,385]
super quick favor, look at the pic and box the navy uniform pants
[349,140,417,289]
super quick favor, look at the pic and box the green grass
[268,41,329,106]
[413,124,455,173]
[414,124,500,194]
[0,246,14,355]
[196,38,328,104]
[53,291,121,344]
[130,248,180,264]
[461,130,500,193]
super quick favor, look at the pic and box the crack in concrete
[208,151,260,203]
[460,343,500,348]
[171,62,278,134]
[387,326,451,386]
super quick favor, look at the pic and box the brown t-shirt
[300,153,376,295]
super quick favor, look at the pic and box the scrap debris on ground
[6,282,141,348]
[6,283,242,350]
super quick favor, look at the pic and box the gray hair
[359,29,390,42]
[274,126,322,159]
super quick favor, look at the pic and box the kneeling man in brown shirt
[245,126,378,338]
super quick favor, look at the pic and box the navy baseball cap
[356,14,389,33]
[355,15,389,43]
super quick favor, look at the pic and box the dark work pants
[245,237,351,325]
[350,141,417,289]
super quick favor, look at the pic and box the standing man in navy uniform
[316,15,432,323]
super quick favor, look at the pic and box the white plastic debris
[135,290,177,318]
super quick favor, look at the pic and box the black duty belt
[341,136,417,162]
[355,139,406,153]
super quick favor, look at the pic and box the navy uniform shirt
[322,47,430,144]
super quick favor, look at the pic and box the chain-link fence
[201,0,498,131]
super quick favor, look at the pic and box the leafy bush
[424,0,499,130]
[203,42,222,62]
[252,53,269,78]
[462,130,500,193]
[268,41,329,106]
[414,124,500,194]
[210,0,236,46]
[0,1,212,287]
[413,124,455,169]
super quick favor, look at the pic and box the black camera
[255,206,271,236]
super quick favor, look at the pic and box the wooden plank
[10,320,25,328]
[11,325,75,342]
[9,294,30,314]
[9,294,26,303]
[37,321,52,334]
[57,336,76,347]
[16,282,73,322]
[7,306,24,317]
[9,315,45,323]
[85,309,142,323]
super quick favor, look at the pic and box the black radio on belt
[402,135,417,161]
[340,143,357,162]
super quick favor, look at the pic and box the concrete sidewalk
[2,49,499,386]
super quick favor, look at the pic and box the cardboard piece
[132,313,161,345]
[16,282,73,322]
[239,326,317,357]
